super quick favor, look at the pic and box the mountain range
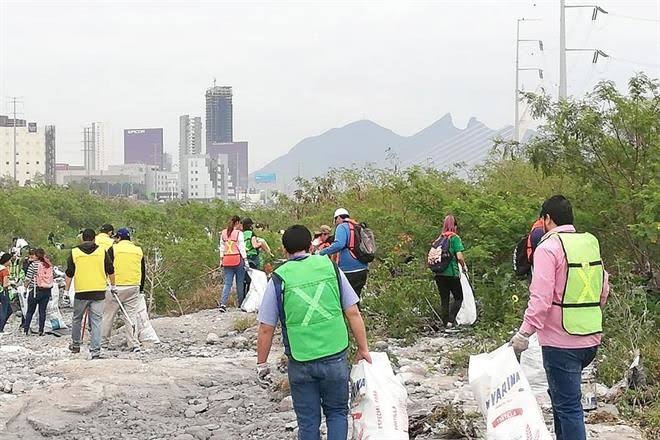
[251,113,522,188]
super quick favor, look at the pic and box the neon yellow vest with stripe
[113,240,143,286]
[72,246,108,293]
[275,255,349,362]
[552,232,604,336]
[95,233,115,252]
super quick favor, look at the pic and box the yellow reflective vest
[113,240,143,286]
[95,233,115,252]
[71,246,108,293]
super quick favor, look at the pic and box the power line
[609,12,660,23]
[608,56,660,69]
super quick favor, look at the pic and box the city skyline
[1,1,658,171]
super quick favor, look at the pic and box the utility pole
[10,97,21,182]
[515,19,543,142]
[559,1,609,99]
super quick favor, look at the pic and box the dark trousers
[24,288,51,334]
[434,275,463,325]
[542,346,598,440]
[0,290,12,332]
[344,270,368,298]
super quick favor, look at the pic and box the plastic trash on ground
[241,268,268,313]
[136,294,160,344]
[469,344,551,440]
[350,352,409,440]
[456,268,477,326]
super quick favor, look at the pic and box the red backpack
[36,261,54,288]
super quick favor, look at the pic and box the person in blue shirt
[319,208,369,298]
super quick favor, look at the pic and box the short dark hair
[0,253,11,265]
[82,228,96,242]
[540,195,574,226]
[100,224,114,233]
[338,214,349,220]
[242,217,254,230]
[282,225,312,254]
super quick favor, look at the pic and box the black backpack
[348,222,376,264]
[427,235,454,274]
[513,234,532,277]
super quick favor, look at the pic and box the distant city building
[45,125,56,184]
[179,115,202,197]
[207,141,248,193]
[0,116,50,185]
[124,128,164,168]
[93,122,106,171]
[162,152,173,172]
[185,155,218,200]
[146,170,179,201]
[205,85,233,145]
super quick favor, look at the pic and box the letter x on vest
[292,281,333,326]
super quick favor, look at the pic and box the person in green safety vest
[511,195,610,440]
[242,217,263,269]
[256,225,371,440]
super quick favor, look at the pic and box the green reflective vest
[275,255,349,362]
[244,230,259,257]
[552,232,604,336]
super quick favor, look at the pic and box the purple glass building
[124,128,164,168]
[207,141,248,192]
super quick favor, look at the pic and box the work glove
[510,332,530,354]
[256,363,272,389]
[110,285,118,295]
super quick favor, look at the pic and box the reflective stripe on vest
[113,241,143,286]
[274,255,348,362]
[553,232,604,336]
[95,233,115,252]
[71,246,108,293]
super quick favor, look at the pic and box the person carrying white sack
[510,195,610,440]
[256,225,371,440]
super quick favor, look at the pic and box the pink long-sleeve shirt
[520,224,610,349]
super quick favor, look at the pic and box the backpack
[221,229,242,268]
[427,234,454,274]
[347,221,376,264]
[513,234,533,278]
[36,261,54,288]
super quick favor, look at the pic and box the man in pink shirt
[511,195,609,440]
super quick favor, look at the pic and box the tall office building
[93,122,106,171]
[124,128,164,168]
[205,85,233,146]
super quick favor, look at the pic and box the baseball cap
[320,225,332,234]
[116,228,131,240]
[333,208,349,219]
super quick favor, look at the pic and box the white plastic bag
[241,269,268,313]
[350,352,409,440]
[135,294,160,343]
[469,344,551,440]
[456,269,477,326]
[519,334,549,398]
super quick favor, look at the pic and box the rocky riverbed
[0,307,644,440]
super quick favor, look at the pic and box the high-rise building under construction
[205,85,233,145]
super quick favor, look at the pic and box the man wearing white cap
[319,208,369,298]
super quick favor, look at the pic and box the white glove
[510,332,530,354]
[110,285,118,294]
[256,363,272,389]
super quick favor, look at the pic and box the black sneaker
[219,305,227,313]
[69,344,80,353]
[131,346,141,353]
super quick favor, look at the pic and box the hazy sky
[1,0,658,171]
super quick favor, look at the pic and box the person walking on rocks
[431,215,467,330]
[22,248,54,336]
[0,252,13,334]
[102,228,144,353]
[95,224,115,252]
[511,195,610,440]
[257,225,372,440]
[65,228,116,359]
[219,215,247,312]
[319,208,370,298]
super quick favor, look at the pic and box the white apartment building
[0,121,48,186]
[185,155,217,200]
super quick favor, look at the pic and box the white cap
[333,208,349,219]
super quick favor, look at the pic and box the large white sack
[456,269,477,326]
[136,294,160,344]
[350,352,409,440]
[241,269,268,313]
[17,286,28,316]
[520,334,549,399]
[469,344,551,440]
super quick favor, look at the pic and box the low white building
[0,117,54,185]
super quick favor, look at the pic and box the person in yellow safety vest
[102,227,145,353]
[95,224,115,252]
[65,228,116,360]
[511,195,610,440]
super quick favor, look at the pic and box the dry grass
[233,315,257,333]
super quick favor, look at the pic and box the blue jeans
[288,351,349,440]
[0,290,12,332]
[542,346,598,440]
[221,264,246,307]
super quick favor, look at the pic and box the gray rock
[374,340,389,351]
[174,435,195,440]
[206,333,220,345]
[199,379,215,388]
[278,396,293,412]
[209,391,235,402]
[184,408,197,418]
[186,426,211,440]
